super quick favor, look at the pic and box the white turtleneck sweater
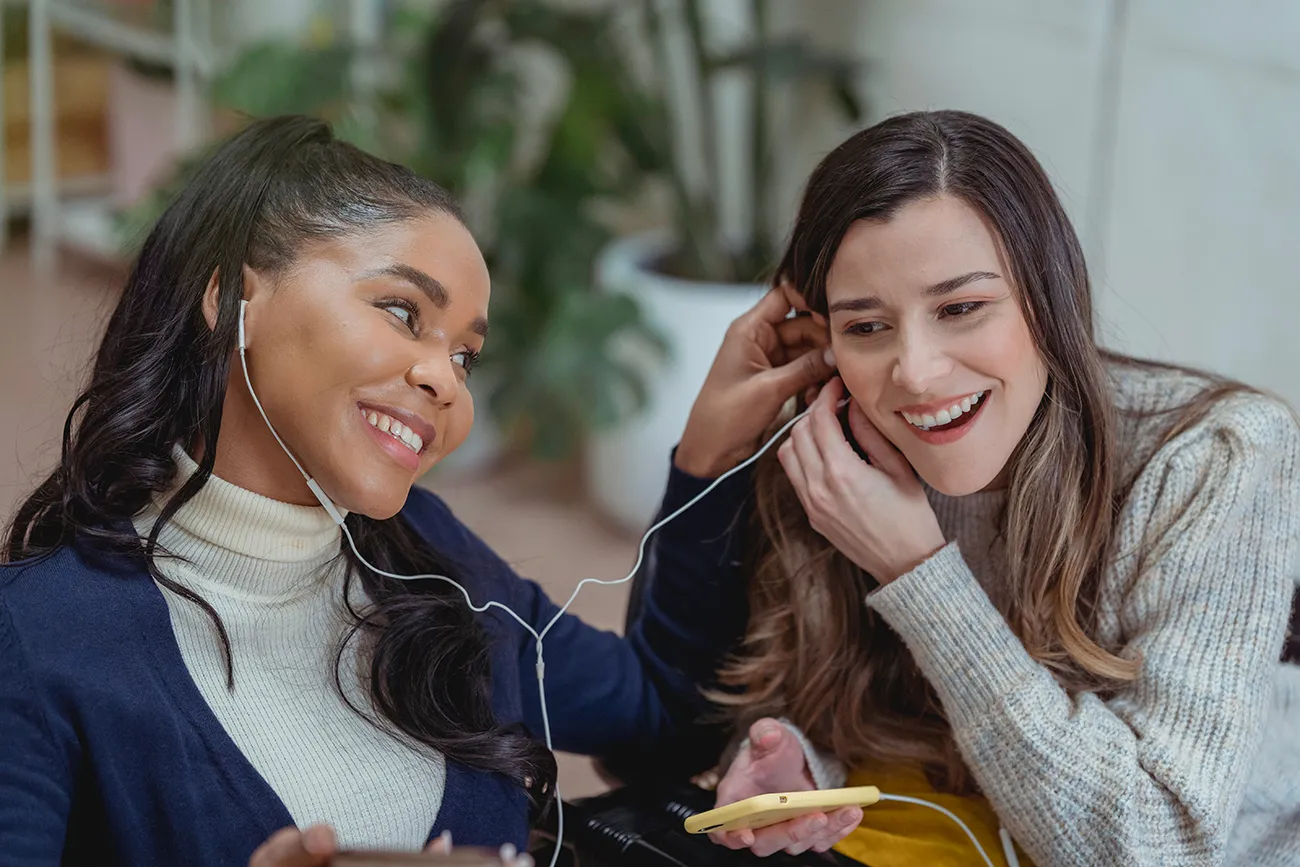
[132,447,445,850]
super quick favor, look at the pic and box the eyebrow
[828,270,1002,314]
[361,263,489,337]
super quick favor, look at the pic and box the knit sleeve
[865,395,1300,867]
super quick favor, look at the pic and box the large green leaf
[212,41,352,118]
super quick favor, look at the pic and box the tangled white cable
[236,300,1007,867]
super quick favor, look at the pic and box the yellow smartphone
[683,785,880,834]
[330,849,502,866]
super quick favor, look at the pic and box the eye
[940,301,986,318]
[380,299,419,332]
[843,320,887,337]
[451,349,481,375]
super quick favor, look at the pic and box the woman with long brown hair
[670,110,1300,865]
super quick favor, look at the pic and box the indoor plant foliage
[120,0,671,461]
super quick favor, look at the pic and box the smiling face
[826,194,1048,494]
[209,211,489,518]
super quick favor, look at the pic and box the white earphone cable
[236,300,1000,867]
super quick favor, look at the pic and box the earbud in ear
[238,299,249,352]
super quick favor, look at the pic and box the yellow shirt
[833,765,1034,867]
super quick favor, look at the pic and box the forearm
[868,543,1284,866]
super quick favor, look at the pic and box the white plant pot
[586,232,766,531]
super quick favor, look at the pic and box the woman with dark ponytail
[0,115,836,866]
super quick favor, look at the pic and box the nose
[891,328,954,395]
[405,351,459,407]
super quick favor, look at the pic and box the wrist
[674,443,747,479]
[879,538,947,585]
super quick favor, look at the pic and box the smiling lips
[363,409,423,453]
[357,403,438,460]
[894,389,990,444]
[900,390,986,431]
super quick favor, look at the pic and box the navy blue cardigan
[0,461,753,866]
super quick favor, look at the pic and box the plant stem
[748,0,773,277]
[681,0,729,279]
[640,0,707,278]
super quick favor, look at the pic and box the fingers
[846,398,911,479]
[773,315,829,359]
[747,283,801,327]
[789,416,826,495]
[499,843,535,867]
[777,438,808,506]
[745,280,827,332]
[805,806,864,854]
[746,718,786,760]
[248,825,336,867]
[749,812,831,858]
[762,345,837,406]
[807,379,861,466]
[778,279,825,327]
[710,806,863,858]
[425,830,453,854]
[712,827,757,849]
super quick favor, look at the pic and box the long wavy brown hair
[716,110,1252,792]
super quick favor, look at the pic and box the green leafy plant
[116,0,864,458]
[635,0,866,282]
[119,0,669,460]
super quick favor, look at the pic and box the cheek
[438,387,476,454]
[832,353,889,420]
[969,311,1043,392]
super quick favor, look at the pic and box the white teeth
[362,409,424,455]
[902,391,987,431]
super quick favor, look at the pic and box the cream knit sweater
[799,362,1300,866]
[132,448,446,851]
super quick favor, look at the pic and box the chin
[325,474,416,522]
[912,460,1003,497]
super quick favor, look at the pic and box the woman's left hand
[778,378,946,585]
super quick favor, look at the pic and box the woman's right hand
[676,282,836,479]
[709,719,863,858]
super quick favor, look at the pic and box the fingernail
[814,815,829,830]
[518,855,535,867]
[823,347,836,367]
[500,843,517,860]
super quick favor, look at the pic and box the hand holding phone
[703,719,867,858]
[685,786,880,834]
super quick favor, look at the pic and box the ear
[201,268,222,332]
[202,264,269,336]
